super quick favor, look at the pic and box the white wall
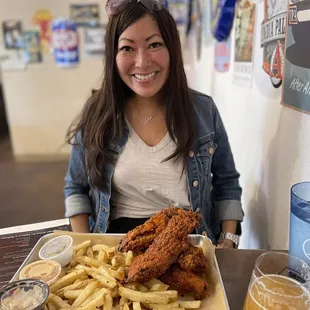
[185,1,310,250]
[0,0,106,158]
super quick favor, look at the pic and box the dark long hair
[67,3,195,190]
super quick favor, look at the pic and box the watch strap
[219,232,240,248]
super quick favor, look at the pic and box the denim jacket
[64,90,244,244]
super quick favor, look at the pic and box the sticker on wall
[261,0,287,88]
[282,0,310,114]
[2,20,23,50]
[84,25,106,57]
[214,38,231,72]
[169,0,188,25]
[32,9,53,54]
[24,31,42,64]
[0,43,26,71]
[52,19,79,68]
[70,4,100,27]
[233,0,256,88]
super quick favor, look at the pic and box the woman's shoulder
[189,88,217,114]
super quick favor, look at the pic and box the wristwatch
[218,232,240,249]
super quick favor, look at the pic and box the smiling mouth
[133,72,157,81]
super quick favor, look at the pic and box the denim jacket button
[209,147,214,155]
[189,151,195,157]
[193,180,199,188]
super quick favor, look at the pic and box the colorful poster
[214,39,230,72]
[24,31,42,64]
[282,0,310,114]
[261,0,287,88]
[52,19,79,67]
[233,0,256,87]
[0,44,26,71]
[169,0,188,25]
[32,9,53,53]
[2,20,23,49]
[70,4,100,27]
[84,25,106,57]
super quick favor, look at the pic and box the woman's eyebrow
[119,33,162,43]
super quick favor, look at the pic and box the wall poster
[32,9,53,54]
[233,0,256,87]
[282,0,310,114]
[24,31,42,64]
[261,0,287,88]
[52,19,79,67]
[2,20,23,50]
[84,25,106,57]
[70,4,100,27]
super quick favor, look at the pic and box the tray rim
[11,233,230,310]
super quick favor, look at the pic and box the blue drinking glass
[290,182,310,265]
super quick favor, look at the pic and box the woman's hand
[217,239,234,249]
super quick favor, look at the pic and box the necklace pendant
[144,116,153,125]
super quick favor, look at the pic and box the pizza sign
[261,0,287,88]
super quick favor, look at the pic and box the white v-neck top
[110,122,190,220]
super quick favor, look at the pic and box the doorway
[0,83,9,137]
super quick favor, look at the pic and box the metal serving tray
[11,233,230,309]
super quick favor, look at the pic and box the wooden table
[216,249,267,310]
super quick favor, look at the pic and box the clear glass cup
[243,251,310,309]
[290,182,310,264]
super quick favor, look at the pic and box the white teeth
[134,72,156,81]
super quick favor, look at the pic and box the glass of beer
[244,251,310,309]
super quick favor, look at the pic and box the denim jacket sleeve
[211,101,244,223]
[64,132,92,218]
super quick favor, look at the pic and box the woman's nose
[135,49,151,69]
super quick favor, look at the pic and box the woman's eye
[149,42,163,49]
[119,46,133,52]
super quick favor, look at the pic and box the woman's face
[116,14,170,99]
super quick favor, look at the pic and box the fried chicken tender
[177,243,209,273]
[119,207,198,253]
[125,211,201,283]
[160,265,211,300]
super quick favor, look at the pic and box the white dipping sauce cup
[39,235,73,267]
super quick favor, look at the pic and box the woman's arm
[70,214,90,233]
[64,132,92,233]
[210,102,244,247]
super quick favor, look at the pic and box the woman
[64,0,244,249]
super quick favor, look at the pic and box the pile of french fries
[43,239,202,310]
